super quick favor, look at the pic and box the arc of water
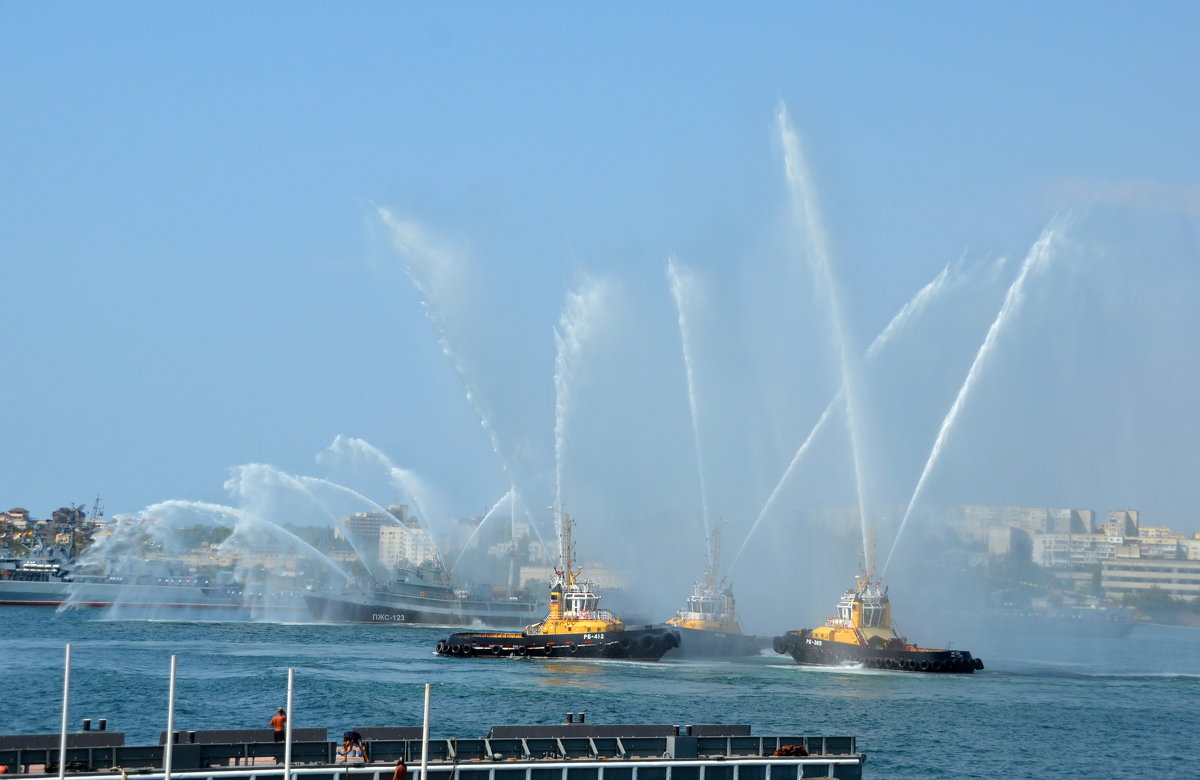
[323,436,447,540]
[376,210,529,502]
[729,262,955,573]
[882,217,1068,575]
[511,487,554,565]
[552,276,610,536]
[450,487,515,574]
[154,499,354,579]
[553,326,569,519]
[225,463,394,579]
[115,499,353,581]
[777,103,873,574]
[667,256,711,542]
[295,473,458,578]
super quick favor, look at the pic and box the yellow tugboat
[435,511,679,660]
[664,525,770,658]
[773,574,983,674]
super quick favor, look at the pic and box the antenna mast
[705,522,725,589]
[556,509,579,587]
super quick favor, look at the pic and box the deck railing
[0,736,861,780]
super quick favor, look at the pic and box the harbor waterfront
[0,608,1196,778]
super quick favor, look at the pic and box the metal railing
[1,756,865,780]
[0,735,857,776]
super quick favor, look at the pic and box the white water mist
[777,103,874,575]
[450,487,515,574]
[552,275,611,528]
[883,217,1069,575]
[731,262,956,572]
[322,435,444,542]
[667,256,711,542]
[376,209,522,494]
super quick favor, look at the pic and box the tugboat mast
[704,522,724,591]
[555,508,580,587]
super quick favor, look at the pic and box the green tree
[1122,586,1181,612]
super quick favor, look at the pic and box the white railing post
[58,643,71,780]
[164,655,177,780]
[420,684,431,780]
[284,669,294,780]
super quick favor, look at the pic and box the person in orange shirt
[270,708,287,742]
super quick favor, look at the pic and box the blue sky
[3,3,1198,612]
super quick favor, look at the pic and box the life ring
[918,660,929,671]
[491,645,503,655]
[905,659,917,671]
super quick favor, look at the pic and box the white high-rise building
[380,523,437,568]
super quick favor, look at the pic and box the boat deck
[0,726,863,780]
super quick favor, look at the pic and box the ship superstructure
[774,574,983,674]
[436,511,678,660]
[664,525,769,657]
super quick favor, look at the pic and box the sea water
[0,608,1195,779]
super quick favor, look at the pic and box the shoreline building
[952,505,1200,601]
[337,505,438,570]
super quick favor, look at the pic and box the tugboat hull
[671,627,771,659]
[774,631,982,674]
[437,626,680,661]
